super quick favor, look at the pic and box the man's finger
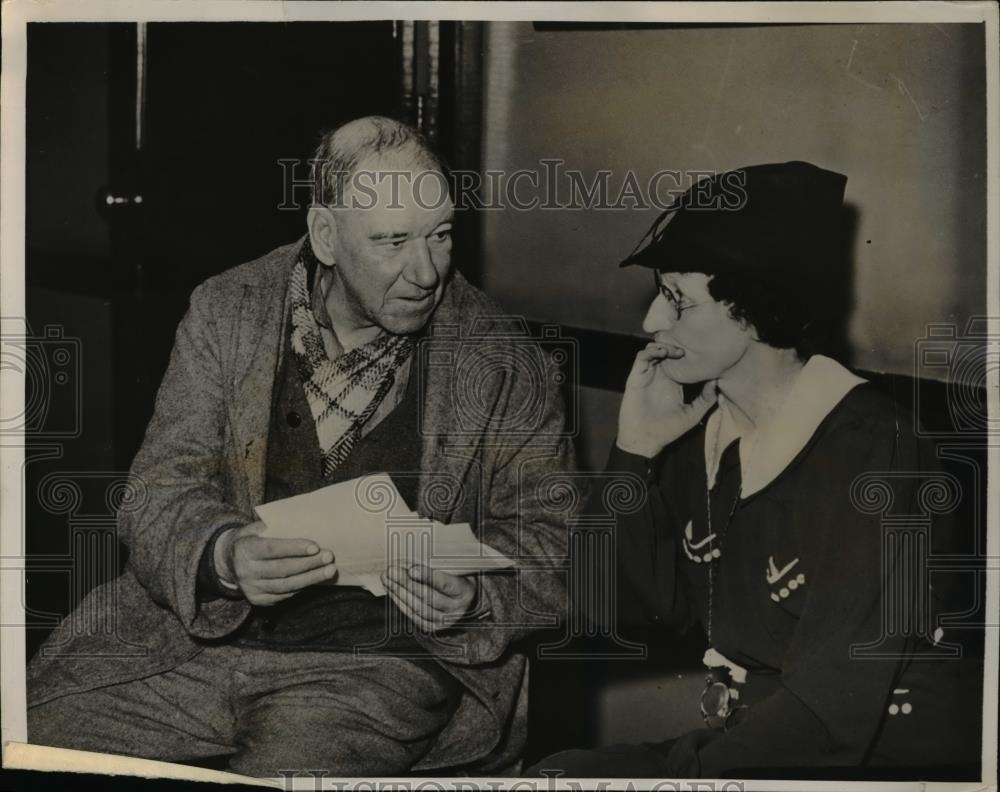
[384,578,438,632]
[407,565,468,597]
[260,561,337,594]
[385,570,460,621]
[386,566,441,607]
[386,565,464,613]
[255,550,334,579]
[245,590,294,607]
[249,537,322,560]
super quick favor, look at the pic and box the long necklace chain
[706,485,716,643]
[705,412,742,645]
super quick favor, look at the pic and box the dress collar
[704,354,867,497]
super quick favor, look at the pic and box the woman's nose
[642,294,675,335]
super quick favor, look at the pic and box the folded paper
[254,473,514,596]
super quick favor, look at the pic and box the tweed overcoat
[27,240,573,773]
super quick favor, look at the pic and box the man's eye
[430,229,452,243]
[386,239,406,249]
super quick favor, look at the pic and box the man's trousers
[28,644,456,778]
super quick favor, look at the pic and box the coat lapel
[229,249,297,510]
[416,275,486,528]
[225,250,481,523]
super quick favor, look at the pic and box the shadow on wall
[824,202,859,368]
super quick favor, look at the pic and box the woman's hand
[616,342,718,459]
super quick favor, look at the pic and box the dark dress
[532,373,981,779]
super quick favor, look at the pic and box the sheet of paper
[254,474,514,596]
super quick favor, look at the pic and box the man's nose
[405,239,440,290]
[642,294,675,335]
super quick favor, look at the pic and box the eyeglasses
[652,271,707,321]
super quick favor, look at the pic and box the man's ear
[306,206,338,266]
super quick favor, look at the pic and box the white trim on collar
[704,355,867,497]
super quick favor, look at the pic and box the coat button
[286,411,302,428]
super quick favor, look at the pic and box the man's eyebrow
[368,231,409,241]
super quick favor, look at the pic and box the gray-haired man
[27,116,572,777]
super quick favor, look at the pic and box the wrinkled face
[642,271,755,383]
[323,151,455,336]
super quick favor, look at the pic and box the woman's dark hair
[627,162,851,359]
[695,265,831,359]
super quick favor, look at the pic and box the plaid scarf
[289,251,414,476]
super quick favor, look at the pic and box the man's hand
[214,521,337,606]
[381,564,479,633]
[616,342,718,459]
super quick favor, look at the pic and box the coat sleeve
[665,414,948,777]
[596,443,698,631]
[117,282,254,639]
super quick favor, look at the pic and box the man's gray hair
[310,116,445,207]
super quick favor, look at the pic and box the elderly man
[27,116,572,777]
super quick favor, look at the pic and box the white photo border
[1,2,997,790]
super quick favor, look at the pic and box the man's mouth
[397,292,436,312]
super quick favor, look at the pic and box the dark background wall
[24,20,403,654]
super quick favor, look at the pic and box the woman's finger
[635,344,669,365]
[627,349,662,385]
[689,379,719,412]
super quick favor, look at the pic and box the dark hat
[620,161,848,280]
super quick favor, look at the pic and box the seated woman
[528,162,980,779]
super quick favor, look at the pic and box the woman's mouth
[654,340,685,359]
